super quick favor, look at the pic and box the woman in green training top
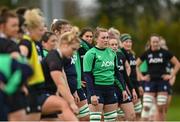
[83,27,128,122]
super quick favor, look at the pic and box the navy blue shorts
[6,91,26,113]
[0,90,8,121]
[77,88,87,101]
[87,85,117,105]
[40,89,62,119]
[26,83,49,114]
[144,80,170,93]
[115,86,132,104]
[139,80,145,89]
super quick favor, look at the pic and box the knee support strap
[134,101,143,113]
[143,94,154,107]
[117,108,124,116]
[104,110,117,121]
[141,94,154,118]
[90,112,102,122]
[77,104,89,118]
[157,95,167,105]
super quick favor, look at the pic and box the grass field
[167,95,180,121]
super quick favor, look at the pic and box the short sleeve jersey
[116,49,127,73]
[121,48,137,82]
[42,50,63,93]
[83,47,116,85]
[116,49,129,83]
[140,48,174,81]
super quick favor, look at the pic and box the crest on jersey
[71,55,77,64]
[119,59,123,63]
[159,53,163,57]
[148,54,153,58]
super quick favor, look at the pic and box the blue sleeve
[84,72,95,96]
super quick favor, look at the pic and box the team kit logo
[101,61,114,67]
[118,59,124,71]
[148,53,163,64]
[130,60,136,66]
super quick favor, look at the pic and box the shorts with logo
[115,86,132,104]
[87,85,117,105]
[77,88,87,101]
[144,80,170,93]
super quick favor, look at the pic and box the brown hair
[40,31,56,43]
[94,27,108,39]
[149,33,160,41]
[145,33,160,50]
[50,19,70,32]
[79,27,93,38]
[0,9,17,24]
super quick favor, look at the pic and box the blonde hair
[160,36,168,50]
[24,8,45,29]
[59,29,80,45]
[72,26,80,36]
[108,27,120,39]
[108,27,122,47]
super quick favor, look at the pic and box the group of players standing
[0,7,179,121]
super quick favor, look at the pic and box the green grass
[167,95,180,121]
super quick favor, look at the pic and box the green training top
[80,39,91,51]
[43,49,49,57]
[0,55,22,95]
[139,60,148,73]
[73,51,82,89]
[83,47,116,85]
